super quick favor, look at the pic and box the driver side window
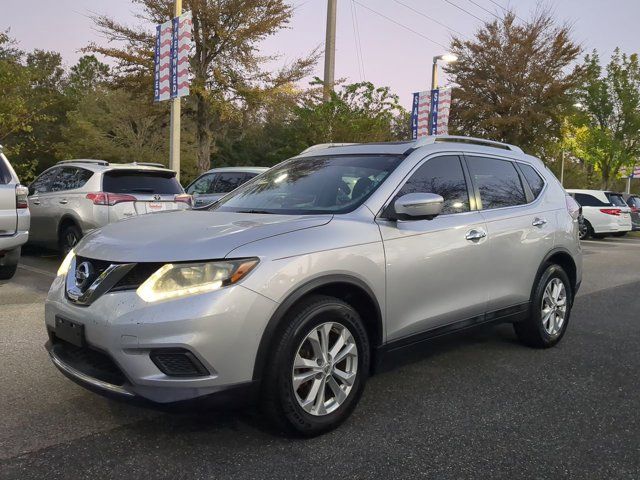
[394,155,470,215]
[188,173,218,195]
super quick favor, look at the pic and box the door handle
[59,199,68,205]
[532,217,547,227]
[465,229,487,241]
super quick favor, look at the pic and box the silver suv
[186,167,268,208]
[45,136,582,436]
[0,148,30,280]
[28,160,190,253]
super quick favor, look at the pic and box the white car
[0,147,30,279]
[567,189,632,239]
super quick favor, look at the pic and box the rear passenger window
[215,172,248,194]
[573,193,609,207]
[605,193,627,207]
[467,157,527,210]
[395,155,470,215]
[519,164,545,198]
[30,167,62,194]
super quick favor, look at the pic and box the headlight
[136,258,259,303]
[57,249,75,277]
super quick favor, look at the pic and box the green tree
[571,49,640,188]
[87,0,317,174]
[445,10,583,157]
[66,55,110,97]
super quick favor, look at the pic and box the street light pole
[431,57,439,91]
[560,150,565,186]
[169,0,182,181]
[323,0,337,101]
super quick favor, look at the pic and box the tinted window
[214,155,403,215]
[627,196,640,208]
[606,193,627,207]
[467,157,527,210]
[395,155,470,215]
[48,167,94,192]
[30,168,62,194]
[520,164,545,198]
[573,193,609,207]
[187,173,217,195]
[215,172,248,194]
[0,154,11,184]
[103,171,182,194]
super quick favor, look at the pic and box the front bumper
[44,274,278,404]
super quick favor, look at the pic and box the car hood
[75,210,332,262]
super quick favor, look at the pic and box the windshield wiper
[235,209,272,214]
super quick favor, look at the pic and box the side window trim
[516,162,548,202]
[512,162,535,203]
[378,153,473,219]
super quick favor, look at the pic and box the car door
[377,154,490,342]
[466,155,555,315]
[28,167,63,243]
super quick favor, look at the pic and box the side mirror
[393,193,444,219]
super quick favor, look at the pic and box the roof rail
[57,159,110,166]
[300,143,359,154]
[129,162,166,168]
[413,135,523,153]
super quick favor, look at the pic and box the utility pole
[323,0,337,101]
[560,150,565,186]
[169,0,182,181]
[431,58,439,91]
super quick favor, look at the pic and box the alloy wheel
[292,322,358,416]
[541,278,567,336]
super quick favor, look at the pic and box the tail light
[565,195,580,220]
[86,192,137,206]
[600,208,621,216]
[15,185,29,209]
[630,207,639,213]
[174,194,192,206]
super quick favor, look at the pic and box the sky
[3,0,640,108]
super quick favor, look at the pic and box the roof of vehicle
[295,135,543,166]
[199,166,269,175]
[566,189,611,194]
[54,159,175,173]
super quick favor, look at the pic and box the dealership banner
[154,11,192,102]
[410,87,451,139]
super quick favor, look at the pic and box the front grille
[112,263,163,291]
[150,349,209,377]
[51,338,126,386]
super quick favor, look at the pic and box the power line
[350,0,366,81]
[393,0,466,38]
[352,0,448,49]
[484,0,527,22]
[441,0,485,22]
[465,0,500,19]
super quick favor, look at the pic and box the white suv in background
[567,189,633,239]
[27,160,190,253]
[0,148,30,279]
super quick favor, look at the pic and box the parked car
[566,189,633,239]
[185,167,268,207]
[622,193,640,231]
[27,160,190,253]
[45,136,582,436]
[0,147,30,279]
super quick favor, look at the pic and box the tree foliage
[445,10,583,157]
[569,49,640,188]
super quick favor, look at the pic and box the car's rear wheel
[0,247,20,280]
[514,264,572,348]
[261,295,370,436]
[579,219,592,240]
[0,264,18,280]
[59,223,82,256]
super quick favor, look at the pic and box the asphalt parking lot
[1,237,639,479]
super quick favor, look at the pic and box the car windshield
[211,154,404,215]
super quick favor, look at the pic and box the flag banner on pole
[429,89,440,135]
[154,20,173,102]
[410,87,452,138]
[633,165,640,179]
[171,11,192,99]
[154,12,191,102]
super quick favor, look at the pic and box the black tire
[514,264,573,348]
[579,219,592,240]
[59,223,82,256]
[613,232,627,237]
[261,294,370,437]
[0,264,18,280]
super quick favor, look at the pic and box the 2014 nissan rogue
[45,136,582,436]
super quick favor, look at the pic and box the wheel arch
[252,274,383,382]
[533,248,578,299]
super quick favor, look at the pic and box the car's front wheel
[261,295,370,436]
[514,264,573,348]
